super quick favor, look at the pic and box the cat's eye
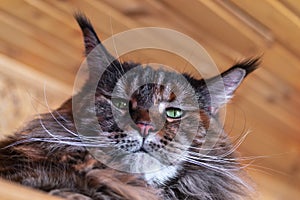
[165,107,184,119]
[111,98,128,109]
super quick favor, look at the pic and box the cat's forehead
[112,66,193,97]
[108,64,199,109]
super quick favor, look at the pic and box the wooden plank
[216,0,274,43]
[239,85,300,141]
[244,76,300,136]
[229,94,300,173]
[0,52,71,136]
[0,53,71,98]
[0,8,79,61]
[0,36,76,86]
[23,0,77,29]
[46,0,237,79]
[201,0,274,46]
[0,0,81,49]
[0,17,70,69]
[250,171,300,200]
[0,9,81,69]
[45,0,137,37]
[281,0,300,16]
[156,0,266,54]
[262,43,300,90]
[0,3,84,85]
[230,0,300,58]
[102,0,247,59]
[0,178,62,200]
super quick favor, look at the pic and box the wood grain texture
[0,0,299,199]
[0,178,63,200]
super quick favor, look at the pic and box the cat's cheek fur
[117,152,180,186]
[144,164,180,186]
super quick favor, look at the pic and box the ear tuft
[196,57,260,115]
[218,57,260,100]
[228,57,261,77]
[74,12,101,55]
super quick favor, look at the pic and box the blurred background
[0,1,299,199]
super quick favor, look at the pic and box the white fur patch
[144,164,179,186]
[119,152,179,185]
[158,102,166,114]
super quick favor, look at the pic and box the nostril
[136,122,155,138]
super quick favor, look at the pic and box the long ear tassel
[74,12,116,83]
[219,57,260,99]
[222,57,261,78]
[197,58,260,115]
[74,12,112,57]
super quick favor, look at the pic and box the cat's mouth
[133,146,149,154]
[128,137,152,154]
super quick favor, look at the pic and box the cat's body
[0,14,259,200]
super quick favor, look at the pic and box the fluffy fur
[0,14,259,200]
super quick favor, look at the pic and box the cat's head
[72,14,259,185]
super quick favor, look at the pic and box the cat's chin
[118,152,168,173]
[122,152,180,185]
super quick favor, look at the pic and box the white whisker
[109,16,125,75]
[43,84,79,138]
[181,156,249,189]
[217,130,251,158]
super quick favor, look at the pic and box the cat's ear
[74,13,115,70]
[200,58,260,115]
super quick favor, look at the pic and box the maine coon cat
[0,14,259,200]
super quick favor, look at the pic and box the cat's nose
[136,122,155,138]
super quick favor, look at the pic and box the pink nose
[136,123,155,138]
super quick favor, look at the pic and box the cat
[0,14,259,200]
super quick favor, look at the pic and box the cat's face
[73,14,258,185]
[91,64,203,181]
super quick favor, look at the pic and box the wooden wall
[0,0,300,199]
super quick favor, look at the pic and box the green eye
[165,107,184,119]
[112,98,128,109]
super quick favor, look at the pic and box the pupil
[167,109,181,118]
[175,110,178,116]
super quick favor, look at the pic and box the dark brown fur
[0,14,259,200]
